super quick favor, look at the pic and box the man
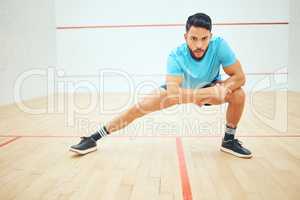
[70,13,252,158]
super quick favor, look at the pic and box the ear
[184,33,187,40]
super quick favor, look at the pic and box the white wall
[0,0,56,105]
[0,0,293,106]
[55,0,289,93]
[288,0,300,91]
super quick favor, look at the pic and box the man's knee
[160,91,180,107]
[127,105,143,118]
[164,97,179,107]
[227,88,245,104]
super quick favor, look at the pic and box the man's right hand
[212,83,232,102]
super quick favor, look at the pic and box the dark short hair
[186,13,212,32]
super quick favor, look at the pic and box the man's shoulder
[209,36,231,55]
[210,36,225,47]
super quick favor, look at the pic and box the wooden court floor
[0,92,299,200]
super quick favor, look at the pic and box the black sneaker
[69,136,97,155]
[220,138,252,158]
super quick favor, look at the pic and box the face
[184,26,212,59]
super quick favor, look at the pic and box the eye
[191,36,198,41]
[202,36,208,41]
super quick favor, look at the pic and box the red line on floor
[176,137,193,200]
[56,21,289,30]
[0,137,21,148]
[0,134,300,138]
[0,135,79,138]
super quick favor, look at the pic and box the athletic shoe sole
[220,147,253,159]
[69,146,97,155]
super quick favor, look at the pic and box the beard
[188,46,208,61]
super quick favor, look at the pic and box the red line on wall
[176,137,193,200]
[244,72,288,75]
[214,22,289,26]
[56,21,289,30]
[0,137,21,148]
[57,23,184,29]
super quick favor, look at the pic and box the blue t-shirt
[166,36,236,89]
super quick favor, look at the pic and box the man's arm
[165,75,228,104]
[222,60,246,91]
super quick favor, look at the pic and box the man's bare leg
[225,88,246,128]
[69,88,178,154]
[197,87,252,158]
[105,88,177,133]
[196,87,245,126]
[105,84,224,133]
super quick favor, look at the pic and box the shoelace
[79,136,89,143]
[80,136,96,142]
[232,139,243,147]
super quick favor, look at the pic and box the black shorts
[159,82,217,106]
[160,82,216,90]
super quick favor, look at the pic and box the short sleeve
[166,54,184,76]
[218,38,237,68]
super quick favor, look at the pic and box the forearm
[167,86,215,104]
[180,87,215,103]
[223,73,246,91]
